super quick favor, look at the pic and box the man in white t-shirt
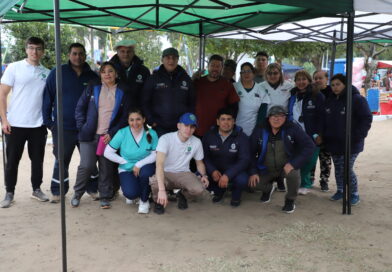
[150,113,209,214]
[0,37,50,208]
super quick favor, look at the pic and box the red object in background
[377,61,392,69]
[380,101,392,115]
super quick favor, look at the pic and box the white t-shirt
[1,59,49,127]
[234,81,270,136]
[156,132,204,172]
[259,80,293,112]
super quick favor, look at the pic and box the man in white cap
[109,39,150,107]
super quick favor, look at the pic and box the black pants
[5,126,47,193]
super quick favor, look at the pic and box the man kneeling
[249,106,315,213]
[150,113,209,214]
[202,108,250,206]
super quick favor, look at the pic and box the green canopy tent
[0,1,361,271]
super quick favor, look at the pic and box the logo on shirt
[156,82,167,89]
[325,108,331,114]
[238,91,243,96]
[209,145,219,151]
[136,74,143,83]
[180,81,189,90]
[306,100,315,109]
[281,89,288,92]
[287,135,294,144]
[229,143,237,153]
[340,107,346,115]
[185,146,192,154]
[254,93,260,98]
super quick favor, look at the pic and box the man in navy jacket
[42,43,99,202]
[202,108,250,207]
[249,105,315,213]
[142,47,195,136]
[109,39,150,107]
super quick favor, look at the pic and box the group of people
[0,36,373,215]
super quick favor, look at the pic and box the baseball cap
[114,39,136,50]
[162,47,179,58]
[179,113,197,126]
[268,105,287,117]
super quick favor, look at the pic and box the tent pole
[343,11,355,215]
[199,22,206,71]
[53,0,68,270]
[330,30,337,80]
[0,23,7,187]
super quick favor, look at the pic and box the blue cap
[179,113,197,126]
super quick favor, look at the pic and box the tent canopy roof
[1,0,353,36]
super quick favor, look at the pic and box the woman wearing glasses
[288,70,325,195]
[233,62,270,136]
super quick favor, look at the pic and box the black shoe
[154,203,165,214]
[177,191,188,210]
[320,181,329,192]
[260,186,275,203]
[282,199,295,213]
[276,180,286,192]
[230,199,241,207]
[212,193,224,203]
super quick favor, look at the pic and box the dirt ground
[0,120,391,272]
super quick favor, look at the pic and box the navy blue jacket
[141,64,195,131]
[249,121,315,175]
[42,62,98,130]
[323,86,372,155]
[202,125,250,179]
[288,85,325,141]
[75,83,129,142]
[109,54,150,107]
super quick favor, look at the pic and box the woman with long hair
[104,108,158,214]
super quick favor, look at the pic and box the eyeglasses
[27,46,43,52]
[240,70,253,74]
[267,71,279,76]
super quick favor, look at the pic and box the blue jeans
[119,163,155,202]
[332,153,359,195]
[208,172,248,201]
[50,129,98,196]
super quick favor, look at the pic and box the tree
[355,43,387,90]
[4,22,77,69]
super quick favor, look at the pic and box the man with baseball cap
[248,105,315,213]
[142,47,195,136]
[150,113,209,214]
[109,39,150,107]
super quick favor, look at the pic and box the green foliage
[4,22,77,69]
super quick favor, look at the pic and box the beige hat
[114,39,136,50]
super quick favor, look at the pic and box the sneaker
[87,192,99,201]
[298,188,309,195]
[50,195,60,203]
[330,191,343,201]
[0,192,14,208]
[177,191,188,210]
[153,203,165,214]
[276,179,286,192]
[212,193,224,203]
[70,193,81,207]
[351,194,360,206]
[138,200,150,214]
[282,199,295,213]
[100,199,111,209]
[320,181,329,192]
[230,199,241,207]
[260,186,275,203]
[125,198,134,205]
[31,189,49,202]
